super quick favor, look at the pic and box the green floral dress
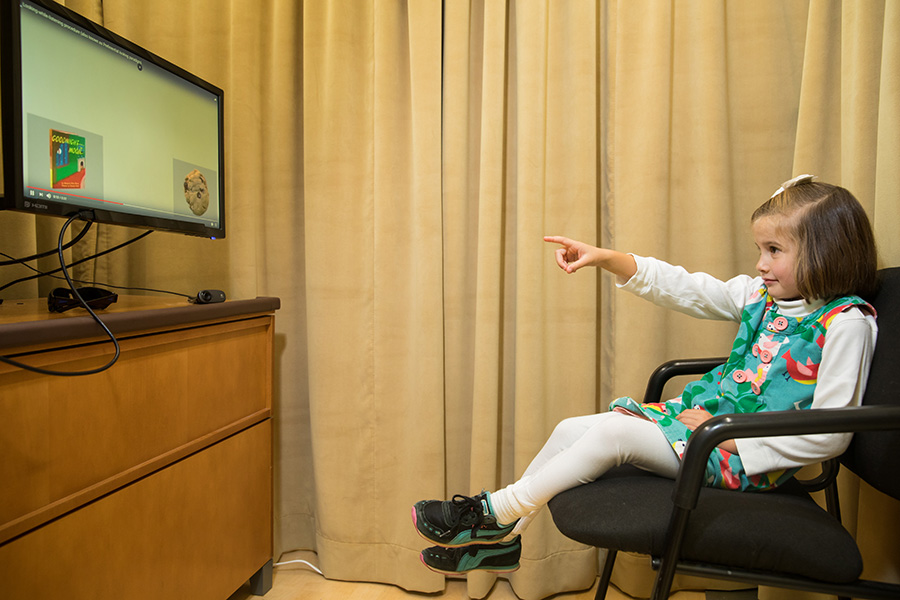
[609,285,873,491]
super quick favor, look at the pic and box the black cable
[1,251,192,300]
[0,213,121,377]
[0,229,153,294]
[0,218,93,266]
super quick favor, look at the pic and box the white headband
[770,174,815,198]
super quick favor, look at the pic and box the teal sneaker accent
[412,492,518,547]
[420,536,521,574]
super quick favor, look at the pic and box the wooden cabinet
[0,296,279,599]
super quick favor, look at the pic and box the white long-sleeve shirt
[618,254,878,476]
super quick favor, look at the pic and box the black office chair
[548,267,900,600]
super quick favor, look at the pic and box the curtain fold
[1,2,897,599]
[302,0,446,592]
[874,0,900,263]
[506,1,604,598]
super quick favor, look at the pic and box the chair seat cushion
[547,465,863,584]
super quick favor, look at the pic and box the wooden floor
[226,551,718,600]
[230,570,601,600]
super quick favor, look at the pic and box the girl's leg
[519,413,617,478]
[490,411,679,529]
[501,414,609,534]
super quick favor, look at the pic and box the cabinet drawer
[0,316,273,540]
[0,420,272,600]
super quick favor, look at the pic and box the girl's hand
[676,407,715,430]
[676,407,739,454]
[543,236,602,274]
[543,236,637,279]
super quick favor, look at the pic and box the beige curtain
[301,0,447,591]
[440,1,603,597]
[2,2,898,599]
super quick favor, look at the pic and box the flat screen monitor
[0,0,225,238]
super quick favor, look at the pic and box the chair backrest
[841,266,900,500]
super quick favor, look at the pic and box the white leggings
[488,411,681,533]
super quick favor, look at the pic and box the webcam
[193,289,226,304]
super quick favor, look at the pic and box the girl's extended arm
[543,236,637,281]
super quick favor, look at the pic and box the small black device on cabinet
[193,290,226,304]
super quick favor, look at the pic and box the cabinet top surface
[0,295,280,351]
[2,295,184,324]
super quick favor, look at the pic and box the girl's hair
[752,181,878,300]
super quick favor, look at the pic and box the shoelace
[449,494,486,537]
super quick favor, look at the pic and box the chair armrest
[642,358,728,404]
[673,405,900,510]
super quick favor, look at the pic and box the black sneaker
[412,492,517,547]
[420,536,522,574]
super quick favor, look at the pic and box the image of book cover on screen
[50,129,87,189]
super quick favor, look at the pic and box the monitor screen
[0,0,225,238]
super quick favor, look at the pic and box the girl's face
[752,216,802,301]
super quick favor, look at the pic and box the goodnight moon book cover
[50,128,86,189]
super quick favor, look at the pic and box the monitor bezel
[0,0,226,239]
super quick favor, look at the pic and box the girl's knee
[550,413,620,446]
[553,414,595,436]
[582,412,652,447]
[545,415,595,448]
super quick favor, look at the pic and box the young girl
[412,175,879,575]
